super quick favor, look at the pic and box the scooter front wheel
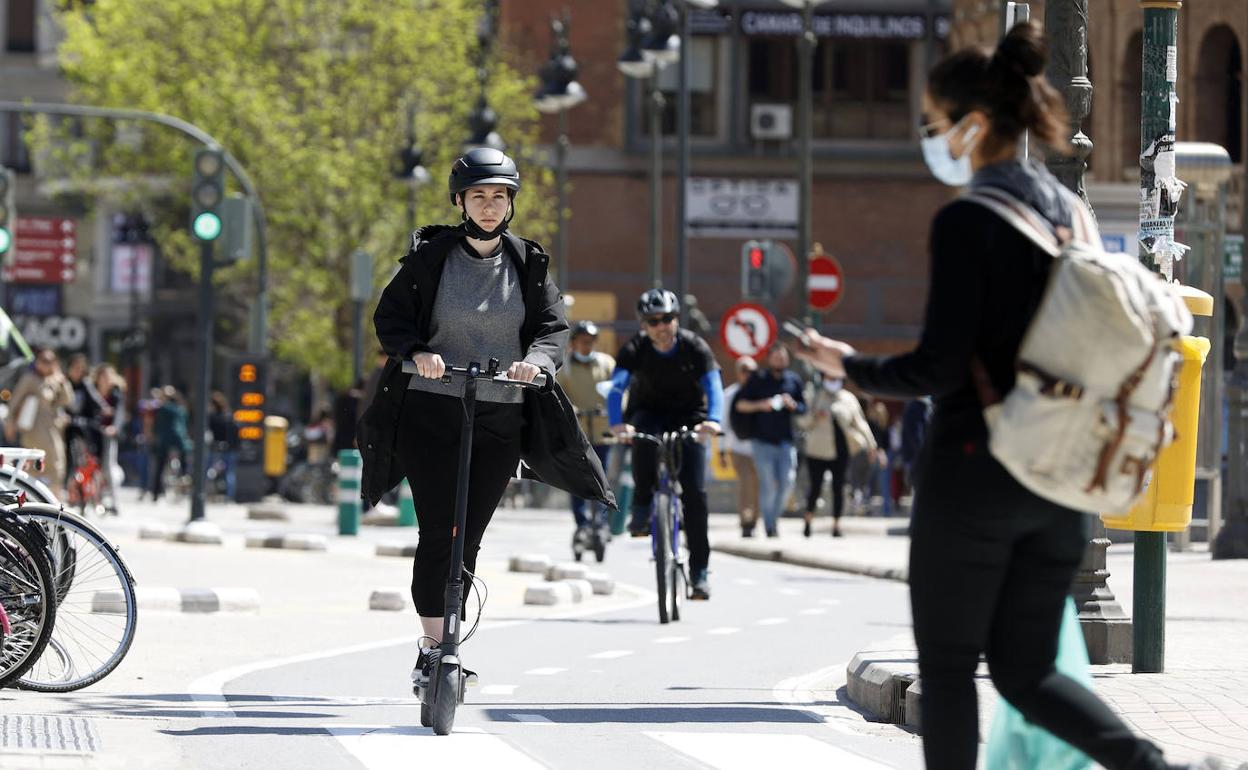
[431,664,459,735]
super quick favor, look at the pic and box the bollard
[337,449,362,536]
[398,479,417,527]
[610,447,633,536]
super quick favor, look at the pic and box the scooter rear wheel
[431,664,459,736]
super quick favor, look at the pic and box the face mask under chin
[460,204,513,239]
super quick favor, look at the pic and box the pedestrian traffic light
[742,239,771,300]
[0,167,14,258]
[191,148,225,242]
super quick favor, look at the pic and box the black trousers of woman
[804,455,847,520]
[910,441,1168,770]
[397,390,523,617]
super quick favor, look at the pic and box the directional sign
[3,217,78,284]
[719,302,777,359]
[808,254,845,312]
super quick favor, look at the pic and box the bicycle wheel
[653,492,672,625]
[431,664,459,736]
[14,504,137,692]
[0,467,58,506]
[0,515,56,688]
[668,498,683,623]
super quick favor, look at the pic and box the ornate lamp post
[465,0,505,152]
[535,14,587,289]
[396,105,431,236]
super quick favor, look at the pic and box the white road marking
[733,578,758,586]
[707,626,741,635]
[508,714,553,724]
[480,684,517,696]
[756,617,789,626]
[819,598,842,606]
[653,636,690,644]
[588,649,634,659]
[799,607,827,616]
[647,732,897,769]
[778,588,803,596]
[328,725,547,769]
[525,667,567,676]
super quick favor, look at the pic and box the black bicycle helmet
[448,148,521,204]
[636,289,680,318]
[571,320,599,338]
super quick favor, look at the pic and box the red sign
[719,302,777,359]
[808,254,844,312]
[4,217,78,284]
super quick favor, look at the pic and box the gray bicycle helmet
[636,289,680,318]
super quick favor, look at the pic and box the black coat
[357,225,616,509]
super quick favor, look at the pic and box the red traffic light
[749,247,764,269]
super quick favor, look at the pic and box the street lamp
[642,1,681,67]
[465,0,505,153]
[778,0,825,324]
[396,105,431,235]
[534,14,587,289]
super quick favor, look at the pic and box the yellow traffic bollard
[263,415,289,478]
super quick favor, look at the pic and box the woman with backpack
[795,22,1194,770]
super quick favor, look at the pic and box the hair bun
[994,21,1048,78]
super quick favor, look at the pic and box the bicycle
[399,357,547,736]
[66,434,107,518]
[0,448,139,691]
[0,491,56,688]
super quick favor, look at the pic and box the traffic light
[0,167,14,258]
[742,239,771,300]
[191,148,225,242]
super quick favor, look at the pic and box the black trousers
[398,390,523,617]
[804,455,847,519]
[910,440,1167,770]
[628,411,710,575]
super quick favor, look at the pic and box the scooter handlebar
[401,359,547,390]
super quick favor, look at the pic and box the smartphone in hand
[781,319,813,350]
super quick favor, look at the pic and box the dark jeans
[910,440,1167,770]
[804,454,847,519]
[629,411,710,575]
[571,444,611,528]
[398,390,523,617]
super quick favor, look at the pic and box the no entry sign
[808,254,844,312]
[719,302,777,359]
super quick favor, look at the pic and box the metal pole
[1132,0,1183,674]
[556,108,570,288]
[407,104,418,235]
[649,71,664,288]
[797,1,814,324]
[676,2,692,318]
[0,101,270,355]
[190,239,214,522]
[352,299,364,386]
[1045,0,1131,665]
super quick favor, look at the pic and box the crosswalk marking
[757,617,788,626]
[733,578,758,586]
[480,684,517,696]
[800,608,827,616]
[328,725,547,769]
[653,636,690,644]
[646,731,898,770]
[588,649,634,659]
[707,627,741,635]
[819,598,842,606]
[778,588,803,596]
[525,667,567,676]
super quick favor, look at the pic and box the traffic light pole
[649,72,665,289]
[190,238,215,522]
[796,2,814,325]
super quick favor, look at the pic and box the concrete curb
[247,504,289,522]
[712,541,909,582]
[92,586,261,614]
[376,542,418,558]
[368,588,408,611]
[845,648,919,726]
[509,554,553,574]
[174,521,225,546]
[245,533,328,551]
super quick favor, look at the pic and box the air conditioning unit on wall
[750,104,793,140]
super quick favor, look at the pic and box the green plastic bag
[984,597,1094,770]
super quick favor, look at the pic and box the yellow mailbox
[1101,288,1212,532]
[263,415,289,478]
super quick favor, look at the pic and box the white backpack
[963,186,1193,514]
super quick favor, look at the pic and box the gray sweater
[407,240,526,404]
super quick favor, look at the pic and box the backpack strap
[962,187,1062,258]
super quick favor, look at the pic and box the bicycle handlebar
[401,359,547,391]
[599,426,721,446]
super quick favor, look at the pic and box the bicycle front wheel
[14,504,137,692]
[654,492,673,625]
[0,515,57,688]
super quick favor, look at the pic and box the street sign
[1225,234,1243,282]
[687,178,798,239]
[719,302,777,359]
[4,217,77,284]
[808,254,845,311]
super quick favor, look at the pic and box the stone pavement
[710,513,1248,766]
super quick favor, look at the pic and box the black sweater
[844,163,1072,449]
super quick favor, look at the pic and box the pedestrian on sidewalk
[735,345,805,538]
[722,355,760,537]
[797,375,875,538]
[5,348,73,499]
[793,22,1194,770]
[867,401,893,515]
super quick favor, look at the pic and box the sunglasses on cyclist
[644,314,677,327]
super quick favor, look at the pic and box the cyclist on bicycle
[608,289,723,600]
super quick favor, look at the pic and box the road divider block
[247,504,289,522]
[138,521,173,540]
[524,582,574,606]
[245,533,327,551]
[508,554,553,574]
[369,588,408,611]
[176,520,225,545]
[92,587,260,614]
[376,541,418,558]
[584,572,615,596]
[545,562,590,581]
[562,579,594,603]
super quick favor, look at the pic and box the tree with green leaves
[38,0,553,387]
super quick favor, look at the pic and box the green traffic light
[193,211,222,241]
[0,228,10,255]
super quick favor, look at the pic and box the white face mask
[920,118,981,187]
[823,379,843,393]
[572,351,595,364]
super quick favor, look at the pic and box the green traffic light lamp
[193,211,222,241]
